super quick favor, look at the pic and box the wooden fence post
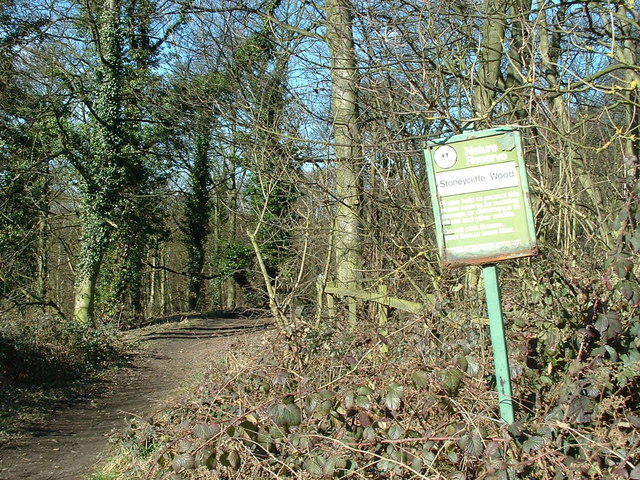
[348,282,357,330]
[378,284,389,325]
[326,291,336,320]
[316,275,324,322]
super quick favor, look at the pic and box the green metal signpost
[484,264,515,423]
[424,127,537,424]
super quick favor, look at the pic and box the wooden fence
[317,279,434,327]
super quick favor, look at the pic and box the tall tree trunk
[473,0,507,122]
[110,0,160,321]
[74,0,124,324]
[504,0,533,121]
[615,5,640,176]
[325,0,362,287]
[185,132,211,311]
[75,216,109,323]
[225,186,238,310]
[36,186,49,313]
[466,0,508,297]
[148,247,156,317]
[160,246,167,315]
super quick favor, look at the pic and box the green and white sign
[425,127,537,266]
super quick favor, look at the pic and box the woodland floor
[0,312,272,480]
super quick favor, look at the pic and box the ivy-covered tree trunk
[325,0,362,288]
[225,175,238,310]
[75,218,110,324]
[247,57,298,287]
[185,132,212,311]
[0,12,56,312]
[74,0,125,324]
[230,2,299,309]
[165,69,233,312]
[102,0,166,322]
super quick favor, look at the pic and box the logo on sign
[433,145,457,169]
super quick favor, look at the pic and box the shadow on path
[0,312,272,480]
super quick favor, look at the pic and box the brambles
[99,313,501,479]
[99,252,640,479]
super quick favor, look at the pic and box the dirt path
[0,313,272,480]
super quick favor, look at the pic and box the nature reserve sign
[424,127,537,266]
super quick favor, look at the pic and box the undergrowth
[0,313,123,441]
[96,266,640,480]
[0,314,122,385]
